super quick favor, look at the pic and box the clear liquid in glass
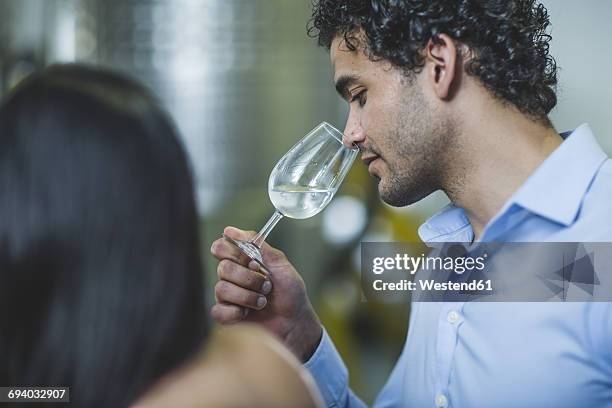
[269,185,334,219]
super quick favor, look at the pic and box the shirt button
[447,310,460,324]
[435,393,448,408]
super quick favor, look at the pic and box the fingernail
[256,296,267,309]
[261,280,272,294]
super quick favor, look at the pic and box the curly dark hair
[308,0,558,125]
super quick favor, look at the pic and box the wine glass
[223,122,359,269]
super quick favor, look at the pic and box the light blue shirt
[305,124,612,407]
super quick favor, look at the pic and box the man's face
[331,35,456,207]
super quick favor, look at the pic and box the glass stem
[251,210,284,249]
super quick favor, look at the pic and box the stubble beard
[378,83,457,207]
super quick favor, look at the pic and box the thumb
[223,226,256,241]
[223,226,281,263]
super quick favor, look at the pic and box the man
[210,1,612,406]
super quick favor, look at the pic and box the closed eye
[350,90,367,107]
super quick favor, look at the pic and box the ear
[424,33,458,100]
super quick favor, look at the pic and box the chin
[378,181,406,207]
[378,178,434,207]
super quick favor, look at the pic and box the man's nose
[342,114,365,149]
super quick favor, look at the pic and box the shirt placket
[433,301,465,408]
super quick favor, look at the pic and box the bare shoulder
[208,324,323,408]
[133,324,323,408]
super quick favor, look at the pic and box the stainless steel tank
[73,0,347,217]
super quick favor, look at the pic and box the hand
[210,227,323,362]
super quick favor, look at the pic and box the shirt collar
[418,123,608,243]
[418,204,473,243]
[511,123,607,226]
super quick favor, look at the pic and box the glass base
[222,234,268,271]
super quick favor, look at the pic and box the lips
[361,155,379,167]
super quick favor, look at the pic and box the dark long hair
[0,64,207,407]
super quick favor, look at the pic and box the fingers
[210,235,253,267]
[223,226,255,242]
[214,280,268,311]
[217,259,272,294]
[211,227,276,326]
[212,226,287,271]
[223,226,279,257]
[210,303,249,324]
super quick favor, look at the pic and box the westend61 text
[373,279,493,292]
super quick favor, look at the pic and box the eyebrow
[334,74,361,101]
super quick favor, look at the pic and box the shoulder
[133,324,323,408]
[206,325,324,407]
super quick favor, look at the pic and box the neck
[443,100,563,241]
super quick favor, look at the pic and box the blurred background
[1,0,610,403]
